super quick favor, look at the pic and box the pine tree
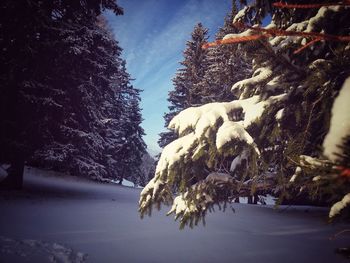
[158,23,210,148]
[115,71,147,185]
[139,153,156,187]
[194,1,251,105]
[139,1,350,227]
[28,15,123,180]
[0,0,123,189]
[28,20,147,186]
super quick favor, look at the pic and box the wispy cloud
[106,0,231,154]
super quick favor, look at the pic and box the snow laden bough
[288,77,350,220]
[323,77,350,219]
[139,2,350,227]
[139,94,285,228]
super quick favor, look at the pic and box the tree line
[0,0,147,189]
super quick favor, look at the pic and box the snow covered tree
[139,153,156,187]
[0,0,124,189]
[28,18,147,185]
[194,1,251,105]
[292,76,350,219]
[114,71,147,185]
[27,16,122,180]
[158,23,210,148]
[140,1,350,227]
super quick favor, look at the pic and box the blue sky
[105,0,233,156]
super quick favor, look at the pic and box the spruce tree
[0,0,123,189]
[115,70,147,185]
[158,23,209,148]
[140,1,350,227]
[28,15,122,179]
[29,20,147,185]
[194,1,251,105]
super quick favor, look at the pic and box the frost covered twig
[273,1,350,9]
[203,22,350,54]
[202,34,262,49]
[330,193,350,218]
[293,37,322,54]
[236,23,350,42]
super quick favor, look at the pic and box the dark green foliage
[140,0,350,227]
[195,1,251,104]
[0,0,146,188]
[158,23,210,148]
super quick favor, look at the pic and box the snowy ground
[0,167,349,263]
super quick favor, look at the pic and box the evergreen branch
[202,35,263,49]
[203,22,350,54]
[273,1,350,9]
[236,23,350,43]
[257,37,305,75]
[300,95,324,152]
[293,37,323,54]
[287,156,300,166]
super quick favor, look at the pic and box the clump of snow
[194,102,239,137]
[168,195,188,216]
[306,6,341,33]
[275,109,284,121]
[265,76,281,92]
[121,179,136,187]
[206,172,233,182]
[167,194,199,218]
[269,21,309,47]
[299,155,329,168]
[289,166,302,182]
[329,193,350,218]
[100,177,137,188]
[231,67,273,99]
[156,132,197,173]
[169,101,240,135]
[169,95,285,140]
[230,149,249,172]
[241,94,286,127]
[312,176,322,182]
[232,6,249,23]
[239,96,265,127]
[323,77,350,161]
[223,29,255,40]
[216,121,259,155]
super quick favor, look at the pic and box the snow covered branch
[273,1,350,9]
[203,5,350,55]
[140,2,350,227]
[139,93,286,224]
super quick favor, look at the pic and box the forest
[0,0,149,189]
[141,0,350,228]
[0,0,350,262]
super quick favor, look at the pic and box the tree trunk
[253,194,258,205]
[247,196,253,204]
[0,157,24,190]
